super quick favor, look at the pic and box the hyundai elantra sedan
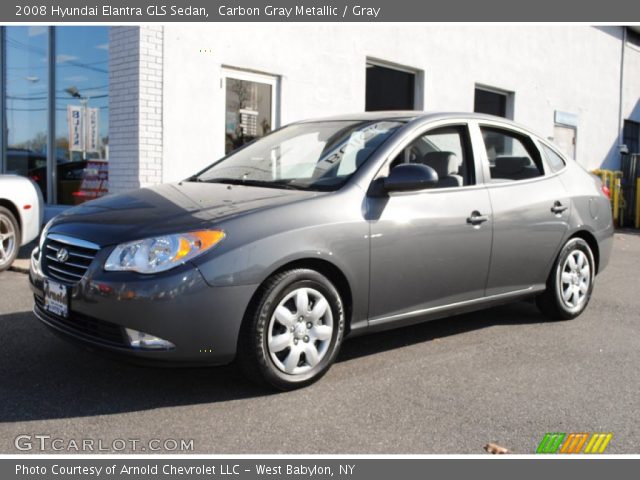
[30,112,613,389]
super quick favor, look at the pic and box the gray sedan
[30,112,613,389]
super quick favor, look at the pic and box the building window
[1,26,109,205]
[623,119,640,154]
[474,86,513,119]
[223,69,277,155]
[366,62,417,111]
[55,27,109,205]
[627,28,640,49]
[4,26,49,190]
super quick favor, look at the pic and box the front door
[367,124,493,324]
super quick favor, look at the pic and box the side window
[387,125,475,188]
[481,126,544,182]
[541,144,567,173]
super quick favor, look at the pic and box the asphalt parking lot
[0,232,638,454]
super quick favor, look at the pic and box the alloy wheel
[0,214,17,268]
[559,249,591,309]
[267,287,334,375]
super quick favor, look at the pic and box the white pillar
[108,26,164,194]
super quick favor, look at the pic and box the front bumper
[29,247,257,366]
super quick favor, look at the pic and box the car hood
[48,182,320,246]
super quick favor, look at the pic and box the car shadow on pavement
[339,300,546,362]
[0,301,547,423]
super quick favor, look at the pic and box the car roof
[305,110,540,125]
[293,111,545,141]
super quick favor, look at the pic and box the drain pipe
[618,27,627,166]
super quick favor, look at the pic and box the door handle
[551,201,568,215]
[467,211,489,225]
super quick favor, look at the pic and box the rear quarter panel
[556,162,614,273]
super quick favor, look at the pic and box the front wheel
[536,237,595,320]
[237,269,345,390]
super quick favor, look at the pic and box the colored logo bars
[536,433,613,454]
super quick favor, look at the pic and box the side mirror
[382,163,439,193]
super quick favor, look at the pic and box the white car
[0,175,43,272]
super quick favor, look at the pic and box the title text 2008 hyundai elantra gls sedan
[30,112,613,389]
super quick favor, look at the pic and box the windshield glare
[196,120,404,191]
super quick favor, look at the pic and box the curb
[9,260,30,274]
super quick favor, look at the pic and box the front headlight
[104,230,225,274]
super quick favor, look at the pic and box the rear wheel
[536,237,595,320]
[237,269,345,390]
[0,207,20,272]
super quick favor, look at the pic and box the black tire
[536,237,595,320]
[0,206,20,273]
[237,269,345,390]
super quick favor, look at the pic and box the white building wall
[622,37,640,129]
[159,25,638,182]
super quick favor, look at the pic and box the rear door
[477,123,571,296]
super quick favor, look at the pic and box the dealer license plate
[44,279,68,318]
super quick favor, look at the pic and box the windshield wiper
[183,174,202,182]
[196,177,303,190]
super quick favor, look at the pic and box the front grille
[34,295,128,347]
[42,234,99,284]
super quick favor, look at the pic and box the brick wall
[108,26,163,194]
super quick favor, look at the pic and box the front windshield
[195,120,404,191]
